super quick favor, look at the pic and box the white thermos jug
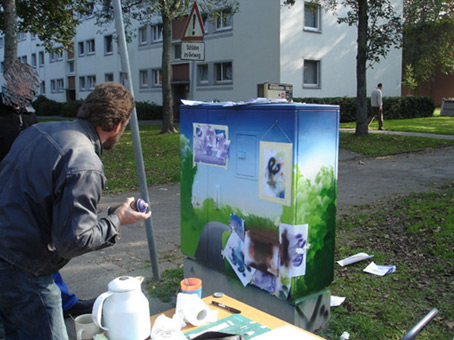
[92,276,150,340]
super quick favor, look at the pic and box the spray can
[107,198,148,215]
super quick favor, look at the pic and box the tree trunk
[160,9,177,134]
[2,0,18,73]
[355,0,369,136]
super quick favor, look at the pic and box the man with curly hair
[0,82,151,339]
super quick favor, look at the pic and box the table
[150,294,326,339]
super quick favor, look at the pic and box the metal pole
[190,60,195,100]
[112,0,160,280]
[400,308,438,340]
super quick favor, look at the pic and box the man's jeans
[0,258,69,340]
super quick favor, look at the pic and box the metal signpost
[112,0,160,280]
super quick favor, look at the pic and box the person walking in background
[0,81,151,339]
[368,83,384,130]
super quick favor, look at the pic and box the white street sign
[181,42,205,61]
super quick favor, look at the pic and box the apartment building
[0,0,402,106]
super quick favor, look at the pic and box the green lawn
[101,125,180,192]
[319,183,454,339]
[340,132,454,156]
[340,116,454,135]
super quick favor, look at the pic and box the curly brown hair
[77,82,134,131]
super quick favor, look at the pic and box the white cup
[74,314,102,340]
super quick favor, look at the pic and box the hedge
[33,95,434,123]
[32,96,163,120]
[135,101,162,120]
[293,96,435,122]
[32,96,63,117]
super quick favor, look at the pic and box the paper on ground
[252,325,321,340]
[337,252,374,267]
[363,261,396,276]
[330,295,346,307]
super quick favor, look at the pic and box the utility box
[441,98,454,116]
[180,102,339,321]
[257,83,293,101]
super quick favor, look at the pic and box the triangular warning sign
[182,2,205,41]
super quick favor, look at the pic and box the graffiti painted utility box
[180,102,339,303]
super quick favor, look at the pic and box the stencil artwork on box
[259,141,293,206]
[279,223,308,277]
[225,232,256,287]
[230,214,245,241]
[193,123,230,167]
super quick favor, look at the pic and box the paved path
[57,129,454,338]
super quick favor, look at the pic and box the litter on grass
[363,262,396,276]
[337,252,374,267]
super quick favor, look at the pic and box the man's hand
[113,197,151,225]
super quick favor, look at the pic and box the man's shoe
[64,298,96,318]
[378,128,385,130]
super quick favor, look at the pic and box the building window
[202,14,209,34]
[215,62,232,83]
[56,50,63,61]
[303,59,321,87]
[105,73,114,82]
[173,44,181,60]
[67,43,75,60]
[216,10,233,31]
[79,76,86,90]
[139,70,149,88]
[78,41,85,56]
[139,26,148,45]
[57,79,64,92]
[87,39,95,55]
[0,37,4,48]
[152,69,162,86]
[79,2,95,19]
[304,2,321,32]
[152,24,163,42]
[119,72,128,86]
[197,64,209,84]
[67,61,75,74]
[20,55,27,64]
[49,50,62,62]
[39,51,45,67]
[18,32,27,41]
[40,81,46,94]
[104,35,113,55]
[31,53,37,68]
[51,79,56,93]
[87,75,96,89]
[86,3,95,18]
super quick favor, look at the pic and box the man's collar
[76,119,103,156]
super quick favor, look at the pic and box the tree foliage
[334,0,402,67]
[403,0,454,86]
[14,0,90,50]
[0,0,90,71]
